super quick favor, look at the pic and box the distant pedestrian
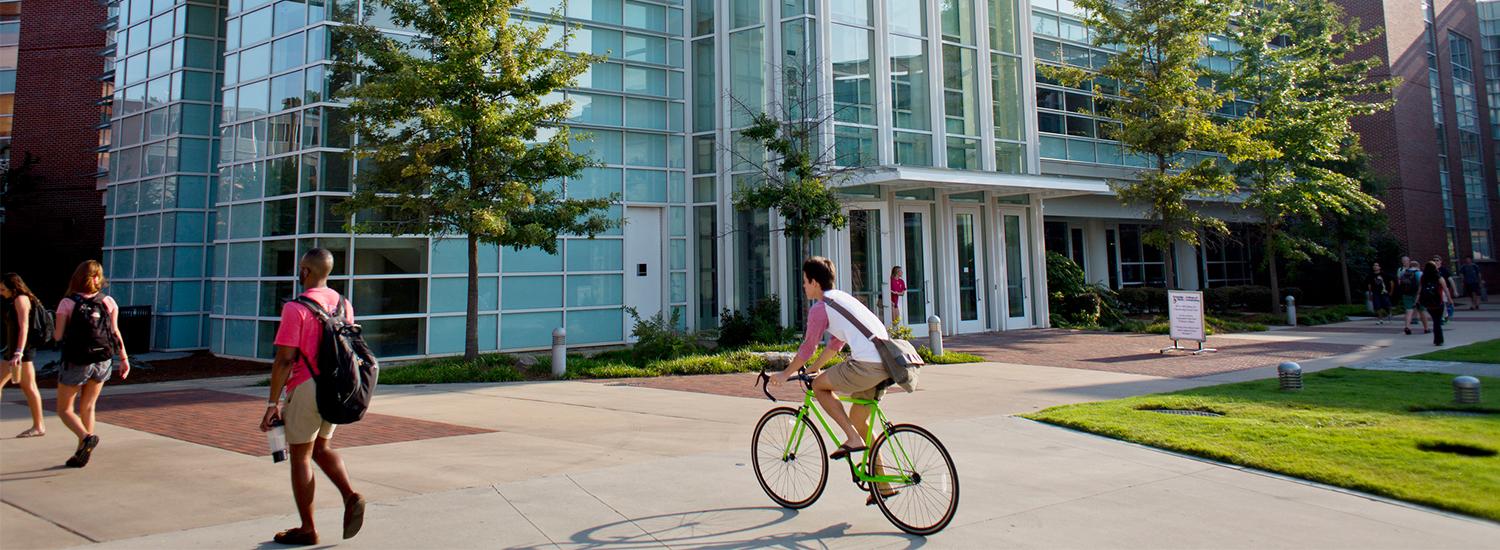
[53,260,129,467]
[1,273,47,438]
[1397,260,1429,335]
[1366,263,1393,324]
[260,248,365,545]
[890,266,907,322]
[1458,256,1482,311]
[1432,255,1455,323]
[1418,261,1450,346]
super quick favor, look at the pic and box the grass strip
[1411,338,1500,365]
[1024,368,1500,521]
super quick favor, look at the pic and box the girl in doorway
[890,266,907,322]
[1,273,47,438]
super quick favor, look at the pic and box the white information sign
[1167,290,1206,343]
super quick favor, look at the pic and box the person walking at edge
[260,248,365,545]
[1433,255,1455,323]
[1457,256,1482,311]
[1366,262,1393,325]
[1,273,47,438]
[1418,261,1451,346]
[772,256,900,505]
[53,261,129,467]
[1398,259,1429,335]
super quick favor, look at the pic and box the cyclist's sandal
[830,443,867,460]
[866,490,901,506]
[273,527,319,545]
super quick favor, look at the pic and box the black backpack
[1398,271,1419,296]
[1418,279,1442,306]
[293,296,379,425]
[61,294,115,364]
[28,297,56,348]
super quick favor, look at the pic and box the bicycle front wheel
[751,406,829,509]
[867,424,959,535]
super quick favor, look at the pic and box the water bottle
[267,419,288,463]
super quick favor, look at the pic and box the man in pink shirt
[259,248,364,545]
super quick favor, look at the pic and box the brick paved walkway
[21,389,494,456]
[946,329,1370,378]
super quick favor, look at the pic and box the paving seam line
[1014,417,1500,527]
[564,474,673,549]
[450,389,743,426]
[492,484,562,549]
[1,497,100,543]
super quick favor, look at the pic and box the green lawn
[1411,339,1500,364]
[1024,368,1500,521]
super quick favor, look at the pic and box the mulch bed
[25,351,270,389]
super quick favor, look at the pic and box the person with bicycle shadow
[771,257,896,501]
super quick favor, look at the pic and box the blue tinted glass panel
[429,277,498,313]
[567,308,623,344]
[572,130,623,165]
[430,238,499,274]
[625,169,667,202]
[501,275,563,310]
[226,282,258,315]
[171,281,204,312]
[170,315,201,348]
[501,311,562,349]
[230,203,261,238]
[670,239,686,269]
[624,98,668,130]
[624,132,667,166]
[502,244,563,273]
[570,93,622,125]
[567,274,623,306]
[225,319,256,356]
[670,272,686,302]
[570,167,622,200]
[228,242,259,276]
[174,246,205,277]
[566,239,623,271]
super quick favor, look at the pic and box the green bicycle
[753,367,959,536]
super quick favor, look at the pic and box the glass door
[844,208,887,319]
[899,206,934,337]
[1001,208,1033,328]
[953,206,986,332]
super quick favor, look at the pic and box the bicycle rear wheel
[751,406,829,509]
[867,424,959,535]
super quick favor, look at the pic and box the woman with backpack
[52,260,129,467]
[1417,261,1451,346]
[1397,259,1429,335]
[1,273,47,438]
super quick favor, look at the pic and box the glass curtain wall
[103,0,223,351]
[888,0,932,165]
[1449,32,1494,259]
[1425,1,1458,254]
[691,0,717,327]
[989,0,1024,172]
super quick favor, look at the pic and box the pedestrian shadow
[0,465,70,482]
[534,506,927,549]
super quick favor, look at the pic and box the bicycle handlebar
[756,367,812,402]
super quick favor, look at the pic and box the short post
[1285,295,1297,326]
[1278,361,1302,391]
[927,315,943,356]
[551,327,567,378]
[1454,376,1481,405]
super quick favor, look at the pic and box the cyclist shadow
[544,506,928,549]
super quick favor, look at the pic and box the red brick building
[0,0,107,304]
[1341,0,1500,287]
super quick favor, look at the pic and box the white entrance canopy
[840,166,1113,199]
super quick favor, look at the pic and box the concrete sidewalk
[2,315,1497,549]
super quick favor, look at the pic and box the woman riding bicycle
[772,257,893,461]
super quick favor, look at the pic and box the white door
[836,205,890,320]
[897,205,935,337]
[1000,207,1033,328]
[624,206,664,336]
[952,206,987,332]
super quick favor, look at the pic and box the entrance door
[1000,208,1033,328]
[898,206,934,337]
[624,206,664,337]
[843,207,887,319]
[952,206,986,332]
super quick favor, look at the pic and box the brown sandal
[343,493,366,539]
[273,527,318,545]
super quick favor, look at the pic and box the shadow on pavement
[0,464,70,482]
[539,506,927,549]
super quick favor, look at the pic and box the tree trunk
[1266,229,1282,316]
[1338,240,1352,305]
[465,233,480,361]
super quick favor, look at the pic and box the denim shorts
[59,360,112,386]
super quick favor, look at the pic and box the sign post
[1161,290,1216,355]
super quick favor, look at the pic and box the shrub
[1046,253,1122,327]
[626,307,698,361]
[889,317,915,341]
[1116,287,1168,314]
[718,295,794,348]
[917,347,984,364]
[380,354,524,384]
[1203,285,1303,313]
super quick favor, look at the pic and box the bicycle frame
[773,382,918,487]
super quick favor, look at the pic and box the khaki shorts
[819,359,890,401]
[284,379,335,445]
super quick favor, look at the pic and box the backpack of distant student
[1398,271,1419,296]
[28,297,56,348]
[61,294,115,364]
[293,296,379,424]
[1418,279,1443,307]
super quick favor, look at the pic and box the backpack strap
[823,297,879,342]
[293,296,334,324]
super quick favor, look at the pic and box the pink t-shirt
[793,301,846,365]
[273,287,353,390]
[891,277,907,305]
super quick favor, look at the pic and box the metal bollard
[551,327,567,378]
[927,315,943,356]
[1278,361,1302,391]
[1454,376,1481,405]
[1285,295,1297,326]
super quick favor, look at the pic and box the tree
[1225,0,1396,313]
[1308,140,1392,304]
[338,0,617,360]
[1061,0,1275,290]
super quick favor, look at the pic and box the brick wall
[1,0,107,305]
